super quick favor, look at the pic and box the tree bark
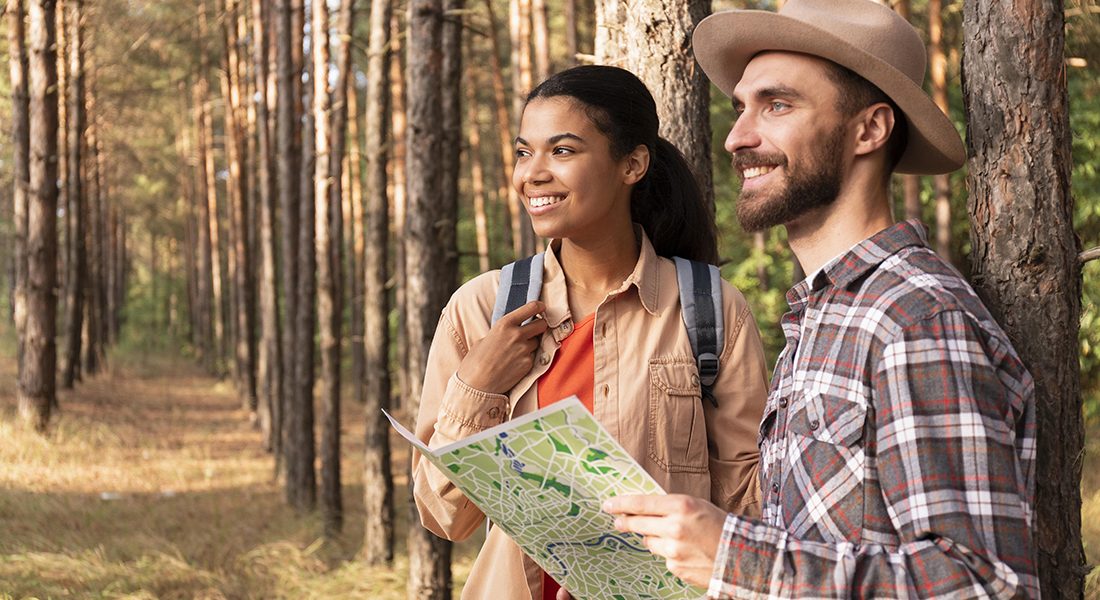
[893,0,922,221]
[564,0,577,67]
[509,0,536,256]
[287,0,317,511]
[60,0,84,389]
[530,0,549,81]
[276,0,301,485]
[484,0,525,259]
[363,0,395,565]
[405,1,454,596]
[389,10,410,412]
[962,0,1085,597]
[929,0,952,261]
[348,66,366,408]
[252,0,281,451]
[595,0,714,212]
[20,0,59,432]
[466,61,491,273]
[7,0,30,380]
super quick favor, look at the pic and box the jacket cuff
[434,374,510,441]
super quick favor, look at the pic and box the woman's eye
[552,146,573,155]
[514,148,530,159]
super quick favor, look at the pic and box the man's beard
[733,128,845,233]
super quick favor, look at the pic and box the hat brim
[693,11,965,175]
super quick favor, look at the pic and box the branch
[1081,246,1100,265]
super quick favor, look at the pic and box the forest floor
[0,322,482,599]
[0,317,1098,598]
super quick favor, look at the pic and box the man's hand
[602,494,728,588]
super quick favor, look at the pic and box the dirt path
[0,338,478,599]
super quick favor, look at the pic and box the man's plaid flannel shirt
[708,220,1039,599]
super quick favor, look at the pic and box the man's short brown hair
[823,62,909,173]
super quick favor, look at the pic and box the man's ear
[623,144,651,185]
[853,103,895,158]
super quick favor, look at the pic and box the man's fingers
[614,514,673,538]
[501,300,545,326]
[555,589,573,600]
[603,494,679,516]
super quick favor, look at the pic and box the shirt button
[560,322,572,334]
[487,406,500,419]
[771,481,780,493]
[778,397,788,408]
[539,354,550,366]
[809,419,820,431]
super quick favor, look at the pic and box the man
[602,0,1039,598]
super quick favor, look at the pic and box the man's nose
[725,112,761,155]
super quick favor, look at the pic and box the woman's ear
[623,144,651,185]
[853,103,895,158]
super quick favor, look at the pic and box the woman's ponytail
[631,138,718,264]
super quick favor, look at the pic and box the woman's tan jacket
[412,231,769,599]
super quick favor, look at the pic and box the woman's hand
[457,301,548,394]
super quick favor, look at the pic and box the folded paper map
[385,396,705,600]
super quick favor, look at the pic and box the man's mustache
[730,152,787,173]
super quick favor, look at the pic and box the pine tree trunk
[276,0,301,482]
[405,1,454,596]
[929,0,952,261]
[20,0,59,432]
[962,0,1085,596]
[564,0,577,67]
[82,103,102,375]
[389,10,410,412]
[509,0,536,255]
[252,0,281,450]
[484,0,524,259]
[7,0,30,379]
[60,0,84,389]
[286,0,317,511]
[348,69,366,408]
[466,62,491,273]
[596,0,714,211]
[530,0,549,81]
[363,0,395,565]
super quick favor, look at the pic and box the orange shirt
[535,312,595,599]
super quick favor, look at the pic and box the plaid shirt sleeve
[708,309,1038,599]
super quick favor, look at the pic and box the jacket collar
[540,225,661,329]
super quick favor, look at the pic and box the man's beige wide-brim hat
[693,0,965,175]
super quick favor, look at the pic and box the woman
[412,65,768,600]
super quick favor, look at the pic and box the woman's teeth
[529,195,565,208]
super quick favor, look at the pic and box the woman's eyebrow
[514,133,585,146]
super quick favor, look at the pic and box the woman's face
[512,97,639,242]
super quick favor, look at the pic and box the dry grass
[0,323,481,599]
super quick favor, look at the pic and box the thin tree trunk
[406,0,454,596]
[20,0,59,432]
[484,0,524,259]
[465,62,490,273]
[348,68,366,407]
[276,0,301,483]
[509,0,535,255]
[564,0,577,67]
[82,98,102,375]
[530,0,549,81]
[60,0,84,389]
[929,0,952,260]
[252,0,281,450]
[389,10,410,412]
[442,0,462,290]
[363,0,394,565]
[893,0,922,221]
[7,0,30,380]
[962,0,1084,596]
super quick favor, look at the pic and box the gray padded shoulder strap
[491,253,545,325]
[673,257,725,406]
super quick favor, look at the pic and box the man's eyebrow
[733,85,806,105]
[514,133,585,145]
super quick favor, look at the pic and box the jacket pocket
[647,359,709,473]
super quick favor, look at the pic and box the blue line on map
[543,532,649,577]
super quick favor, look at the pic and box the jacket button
[809,419,819,431]
[771,481,780,493]
[487,406,500,419]
[539,354,550,366]
[560,322,572,334]
[690,374,700,387]
[778,397,788,408]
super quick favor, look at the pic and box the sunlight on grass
[0,335,480,598]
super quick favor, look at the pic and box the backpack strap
[491,253,545,326]
[673,257,725,408]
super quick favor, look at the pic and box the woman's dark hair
[526,65,719,264]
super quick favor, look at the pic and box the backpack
[491,254,724,407]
